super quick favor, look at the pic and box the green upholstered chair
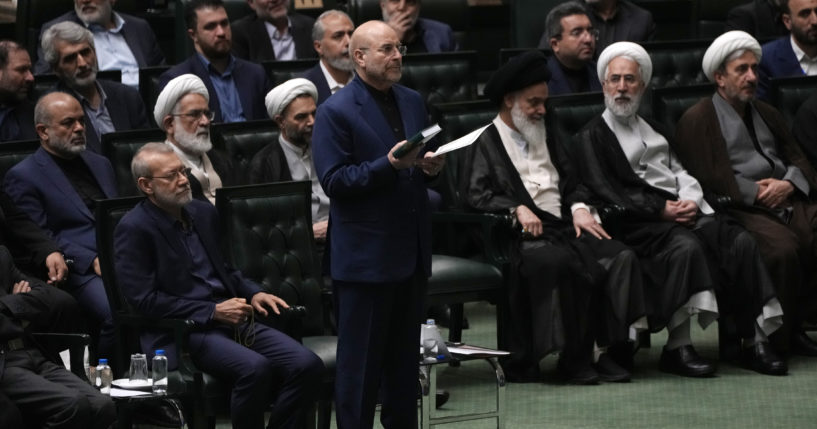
[100,128,166,197]
[643,39,710,88]
[138,65,172,126]
[400,51,479,108]
[498,48,550,70]
[651,83,715,136]
[15,0,73,61]
[0,139,40,182]
[216,182,335,429]
[546,92,605,153]
[261,59,319,87]
[631,0,694,40]
[693,0,745,38]
[509,0,562,48]
[211,119,280,186]
[768,75,817,127]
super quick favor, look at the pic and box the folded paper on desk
[430,124,490,158]
[447,344,510,357]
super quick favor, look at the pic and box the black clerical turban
[483,50,551,105]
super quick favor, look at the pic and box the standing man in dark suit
[758,0,817,99]
[302,10,355,106]
[539,1,602,95]
[0,41,36,142]
[41,21,149,154]
[35,0,166,87]
[159,0,272,123]
[3,92,117,361]
[380,0,457,53]
[313,20,444,429]
[232,0,316,62]
[115,142,322,429]
[0,245,116,429]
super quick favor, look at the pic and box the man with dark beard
[3,92,117,363]
[159,0,272,123]
[302,10,355,106]
[249,79,328,243]
[115,142,322,429]
[462,49,649,384]
[41,21,149,154]
[154,74,234,204]
[675,31,817,357]
[0,41,36,142]
[35,0,165,86]
[574,42,786,376]
[757,0,817,99]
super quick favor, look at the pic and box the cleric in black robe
[572,42,784,375]
[461,50,647,384]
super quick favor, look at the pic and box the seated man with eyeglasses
[539,1,602,96]
[154,73,235,204]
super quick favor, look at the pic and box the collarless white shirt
[278,135,330,222]
[791,35,817,75]
[319,60,354,95]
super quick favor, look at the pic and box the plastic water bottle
[96,359,113,395]
[152,350,168,394]
[421,319,440,363]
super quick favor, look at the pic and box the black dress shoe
[741,342,787,376]
[435,390,450,408]
[659,345,716,377]
[791,331,817,356]
[557,361,600,385]
[593,353,631,382]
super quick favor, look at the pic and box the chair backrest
[261,59,319,87]
[15,0,70,60]
[138,65,172,127]
[768,75,817,127]
[215,182,326,337]
[632,0,694,40]
[32,70,121,101]
[651,83,715,136]
[400,51,478,108]
[546,92,604,152]
[211,119,280,185]
[430,99,497,209]
[509,0,562,48]
[0,139,40,183]
[497,48,550,69]
[101,128,166,197]
[224,0,254,21]
[694,0,745,38]
[643,39,710,88]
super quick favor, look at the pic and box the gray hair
[33,94,55,127]
[41,21,95,69]
[131,142,176,184]
[312,10,354,42]
[545,1,590,40]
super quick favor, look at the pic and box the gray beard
[173,122,212,156]
[75,2,112,26]
[604,91,642,119]
[511,102,547,147]
[326,54,354,72]
[154,187,193,211]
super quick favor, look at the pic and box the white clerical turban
[153,74,209,126]
[265,78,318,119]
[596,41,652,84]
[702,30,762,82]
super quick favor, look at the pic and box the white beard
[172,120,212,156]
[604,90,642,119]
[511,102,547,147]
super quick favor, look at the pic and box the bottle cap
[98,358,108,364]
[426,319,435,325]
[155,349,165,356]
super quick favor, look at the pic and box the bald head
[34,92,87,158]
[351,21,403,91]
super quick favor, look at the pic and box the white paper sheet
[430,124,490,158]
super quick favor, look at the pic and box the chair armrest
[432,211,514,268]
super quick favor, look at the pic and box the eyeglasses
[564,27,599,40]
[171,109,215,121]
[359,43,407,57]
[145,167,191,181]
[605,74,639,86]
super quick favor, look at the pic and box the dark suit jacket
[725,0,788,40]
[159,55,271,123]
[113,198,263,367]
[414,18,458,53]
[302,63,333,106]
[247,140,293,184]
[56,79,150,154]
[546,56,602,96]
[231,13,317,62]
[758,37,804,101]
[0,191,61,278]
[35,11,165,75]
[3,148,117,287]
[584,0,655,55]
[0,101,36,142]
[312,77,432,283]
[793,91,817,169]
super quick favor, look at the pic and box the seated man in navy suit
[35,0,166,87]
[758,0,817,99]
[40,21,149,154]
[159,0,272,123]
[302,10,355,106]
[380,0,457,53]
[232,0,317,62]
[115,142,323,429]
[0,41,36,142]
[3,92,117,362]
[538,1,602,96]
